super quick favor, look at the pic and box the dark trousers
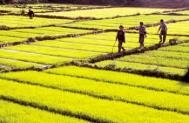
[159,31,167,43]
[118,41,125,53]
[139,34,145,48]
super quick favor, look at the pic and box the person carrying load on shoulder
[138,22,147,49]
[158,19,167,45]
[116,25,126,53]
[28,7,34,19]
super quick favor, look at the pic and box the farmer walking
[158,19,167,45]
[116,25,126,53]
[138,22,147,49]
[28,7,34,19]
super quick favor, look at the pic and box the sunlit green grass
[0,5,189,123]
[32,32,188,53]
[0,15,71,27]
[174,10,189,14]
[1,70,189,114]
[0,58,43,69]
[95,42,189,75]
[119,53,189,69]
[0,100,87,123]
[46,66,189,95]
[95,43,189,75]
[1,79,189,123]
[0,4,107,14]
[39,7,170,18]
[95,60,187,76]
[0,49,72,65]
[148,21,189,35]
[160,44,189,53]
[66,15,189,29]
[6,44,102,58]
[0,27,90,44]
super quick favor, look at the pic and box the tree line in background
[63,0,135,5]
[0,0,135,5]
[0,0,47,4]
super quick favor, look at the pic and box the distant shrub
[0,25,9,30]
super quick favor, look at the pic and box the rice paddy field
[39,7,170,18]
[0,3,189,123]
[65,15,189,29]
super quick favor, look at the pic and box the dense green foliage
[0,15,71,27]
[0,100,87,123]
[95,43,189,75]
[0,4,189,123]
[1,69,189,114]
[40,7,169,18]
[1,78,189,123]
[67,15,189,29]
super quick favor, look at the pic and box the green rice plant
[148,21,189,35]
[34,40,114,53]
[0,49,72,65]
[94,42,189,75]
[66,15,189,29]
[144,50,189,60]
[0,58,43,69]
[0,4,107,14]
[0,27,90,44]
[46,66,189,95]
[95,60,186,76]
[39,7,170,18]
[6,45,102,58]
[0,30,40,38]
[4,32,170,62]
[0,35,25,43]
[160,44,189,53]
[0,79,189,123]
[14,27,89,35]
[119,53,189,69]
[0,100,87,123]
[0,6,50,13]
[22,33,145,53]
[33,32,185,54]
[0,15,71,27]
[180,43,189,47]
[1,71,189,114]
[174,10,189,15]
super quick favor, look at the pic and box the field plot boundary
[0,95,107,123]
[0,30,103,48]
[0,15,77,30]
[87,40,189,63]
[35,6,114,13]
[44,67,189,96]
[1,5,189,123]
[68,18,189,31]
[35,8,189,20]
[0,72,189,115]
[0,19,188,49]
[71,61,188,83]
[1,38,188,82]
[49,40,189,82]
[0,4,113,14]
[2,8,186,20]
